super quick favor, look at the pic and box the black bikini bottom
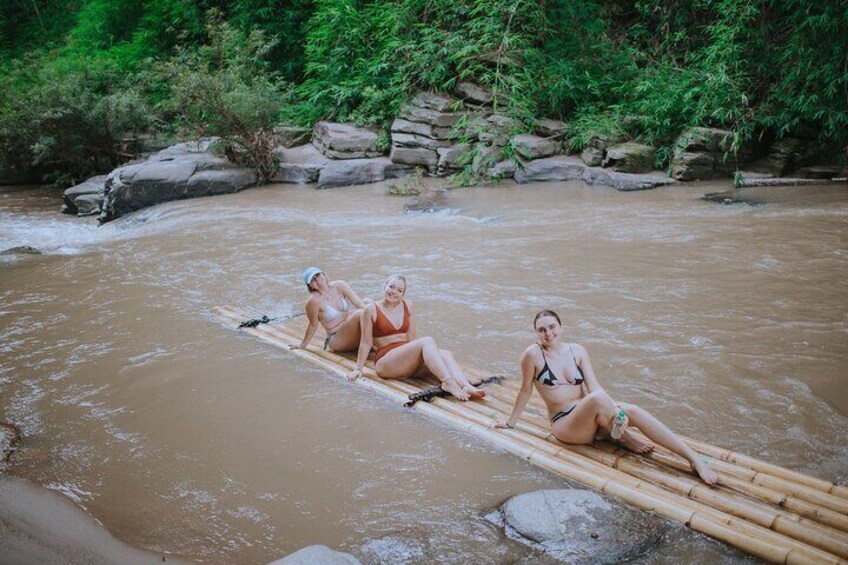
[551,403,578,424]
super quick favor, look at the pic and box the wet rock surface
[99,140,257,223]
[61,175,107,215]
[267,545,361,565]
[1,422,21,463]
[404,188,448,213]
[1,246,42,256]
[515,156,675,191]
[494,489,668,564]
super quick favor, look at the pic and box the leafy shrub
[159,19,289,182]
[0,55,151,185]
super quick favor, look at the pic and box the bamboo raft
[214,305,848,564]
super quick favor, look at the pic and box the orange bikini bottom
[374,340,409,363]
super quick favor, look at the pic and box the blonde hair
[384,274,407,293]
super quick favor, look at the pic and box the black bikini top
[536,344,585,387]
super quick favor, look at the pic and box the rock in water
[498,489,667,563]
[266,545,361,565]
[0,246,41,255]
[1,422,21,463]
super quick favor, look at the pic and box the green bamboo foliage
[0,0,845,184]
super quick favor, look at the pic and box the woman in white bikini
[345,274,484,402]
[297,267,367,352]
[495,309,718,485]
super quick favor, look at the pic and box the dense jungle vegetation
[1,0,845,184]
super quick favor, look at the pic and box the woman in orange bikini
[495,309,718,485]
[345,274,485,402]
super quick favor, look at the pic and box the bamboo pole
[214,307,848,564]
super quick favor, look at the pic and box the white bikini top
[324,297,350,321]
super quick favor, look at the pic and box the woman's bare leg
[327,310,363,352]
[376,337,470,400]
[439,350,484,399]
[617,402,718,485]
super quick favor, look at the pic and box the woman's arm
[574,344,603,394]
[405,300,416,341]
[347,303,375,381]
[297,299,321,348]
[494,348,536,429]
[336,280,366,309]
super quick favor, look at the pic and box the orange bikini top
[373,301,410,338]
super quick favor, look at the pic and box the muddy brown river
[1,179,846,563]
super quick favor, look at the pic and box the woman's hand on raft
[346,369,362,382]
[493,418,514,430]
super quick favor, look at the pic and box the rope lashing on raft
[404,375,504,407]
[237,312,305,329]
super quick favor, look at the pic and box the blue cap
[302,267,323,289]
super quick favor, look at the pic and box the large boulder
[61,175,107,215]
[580,136,609,167]
[670,151,716,181]
[317,157,395,189]
[514,155,585,183]
[312,122,383,160]
[602,142,656,173]
[511,134,559,160]
[670,127,763,180]
[267,545,360,565]
[583,167,676,191]
[495,489,667,564]
[272,144,329,184]
[99,141,257,223]
[390,146,439,169]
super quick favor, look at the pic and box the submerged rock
[1,422,21,463]
[1,246,42,255]
[497,489,667,563]
[267,545,360,565]
[404,188,448,213]
[360,534,429,564]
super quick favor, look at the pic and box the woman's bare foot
[617,430,655,454]
[691,458,719,486]
[461,384,485,400]
[441,378,470,401]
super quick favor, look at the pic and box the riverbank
[0,476,188,564]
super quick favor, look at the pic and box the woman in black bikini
[495,309,718,485]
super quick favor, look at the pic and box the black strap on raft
[237,311,305,329]
[404,375,503,407]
